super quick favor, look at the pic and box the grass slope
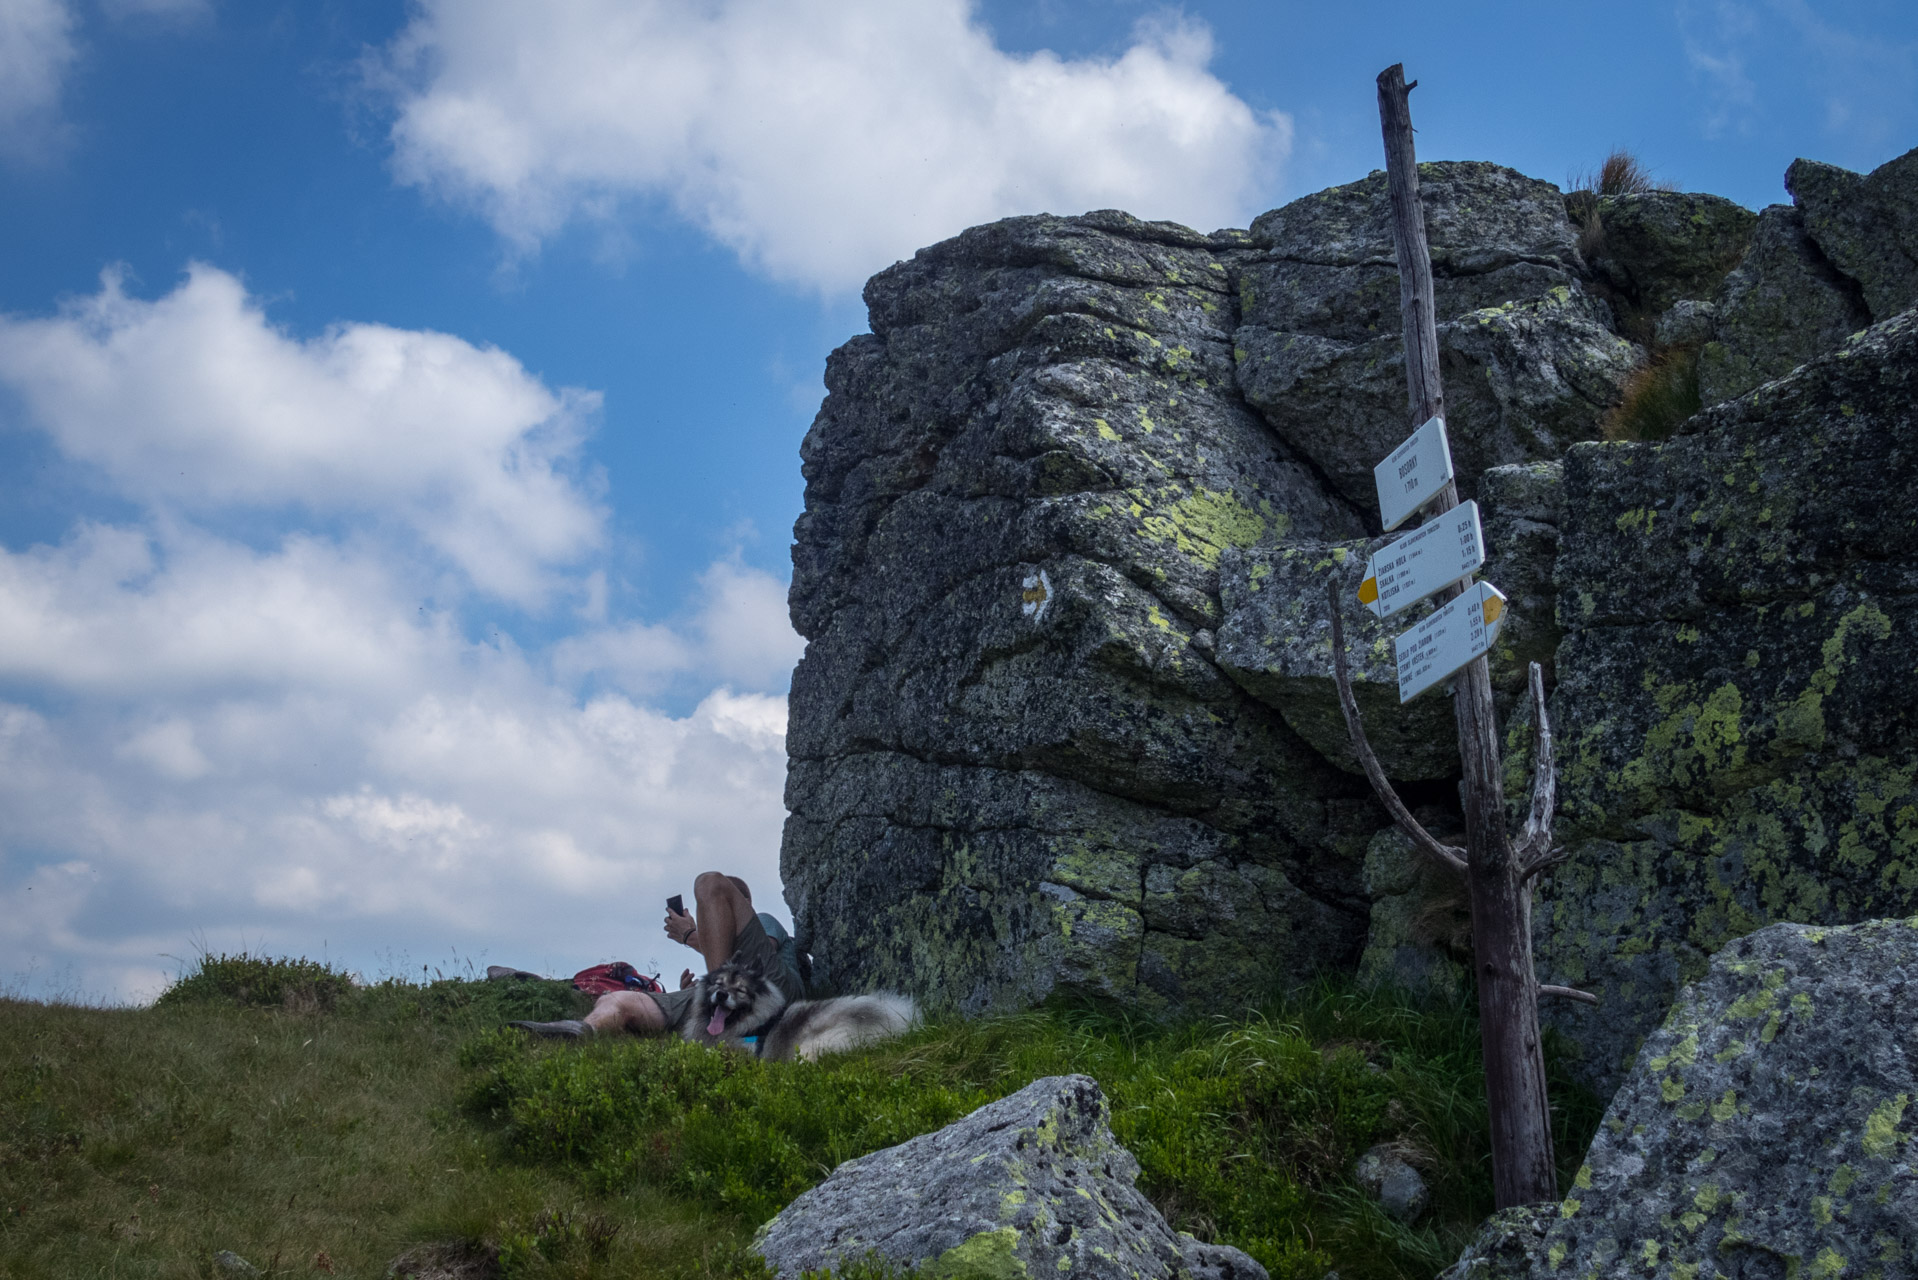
[2,958,1600,1280]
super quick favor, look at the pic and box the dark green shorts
[648,913,804,1025]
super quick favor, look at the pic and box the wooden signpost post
[1322,64,1590,1211]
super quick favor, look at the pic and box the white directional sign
[1373,415,1455,532]
[1359,501,1486,619]
[1394,581,1507,703]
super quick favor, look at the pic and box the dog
[677,958,916,1062]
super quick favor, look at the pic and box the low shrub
[155,950,357,1012]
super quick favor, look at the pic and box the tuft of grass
[1565,148,1674,262]
[1604,345,1703,441]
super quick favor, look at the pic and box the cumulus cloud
[0,268,802,1003]
[380,0,1291,291]
[0,0,77,160]
[0,265,604,604]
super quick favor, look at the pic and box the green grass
[1,958,1602,1280]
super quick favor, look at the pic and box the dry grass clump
[1604,345,1703,441]
[1566,149,1675,260]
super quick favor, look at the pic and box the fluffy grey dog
[678,959,916,1062]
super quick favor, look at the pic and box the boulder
[1445,917,1918,1280]
[1787,146,1918,324]
[784,210,1377,1015]
[1583,190,1756,333]
[1353,1143,1431,1225]
[1697,205,1870,405]
[754,1075,1267,1280]
[1233,162,1641,516]
[1436,1206,1553,1280]
[1538,309,1918,1091]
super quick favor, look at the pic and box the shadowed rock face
[1539,310,1918,1091]
[1444,918,1918,1280]
[1235,161,1642,516]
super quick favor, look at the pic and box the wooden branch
[1519,846,1568,885]
[1516,661,1558,862]
[1324,577,1468,878]
[1538,985,1598,1006]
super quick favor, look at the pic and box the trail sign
[1394,581,1507,703]
[1374,415,1454,532]
[1359,501,1485,619]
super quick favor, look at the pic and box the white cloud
[0,0,77,160]
[0,267,802,1004]
[0,265,604,604]
[379,0,1291,292]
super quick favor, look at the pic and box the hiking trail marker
[1393,580,1507,702]
[1359,500,1485,619]
[1373,414,1454,532]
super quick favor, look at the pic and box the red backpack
[571,962,665,995]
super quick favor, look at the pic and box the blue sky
[2,0,1913,1002]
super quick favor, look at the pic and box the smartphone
[666,894,685,916]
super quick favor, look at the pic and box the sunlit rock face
[782,210,1376,1015]
[782,151,1918,1062]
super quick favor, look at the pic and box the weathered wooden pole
[1375,63,1558,1208]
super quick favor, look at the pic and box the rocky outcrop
[1788,149,1918,323]
[1699,146,1917,407]
[1697,205,1870,404]
[783,144,1918,1052]
[1582,190,1756,336]
[1444,917,1918,1279]
[1538,308,1918,1089]
[784,211,1376,1014]
[754,1075,1267,1280]
[1235,163,1642,517]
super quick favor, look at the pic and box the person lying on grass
[509,871,804,1040]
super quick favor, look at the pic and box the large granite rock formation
[784,211,1376,1013]
[1441,917,1918,1280]
[1537,308,1918,1089]
[754,1075,1266,1280]
[784,147,1918,1058]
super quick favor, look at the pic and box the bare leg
[584,990,667,1035]
[692,870,753,972]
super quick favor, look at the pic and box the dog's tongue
[706,1006,729,1037]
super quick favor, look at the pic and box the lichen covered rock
[1787,147,1918,324]
[1538,309,1918,1090]
[754,1075,1267,1280]
[1583,190,1756,333]
[1473,918,1918,1280]
[1697,204,1869,405]
[784,211,1376,1014]
[1234,162,1641,515]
